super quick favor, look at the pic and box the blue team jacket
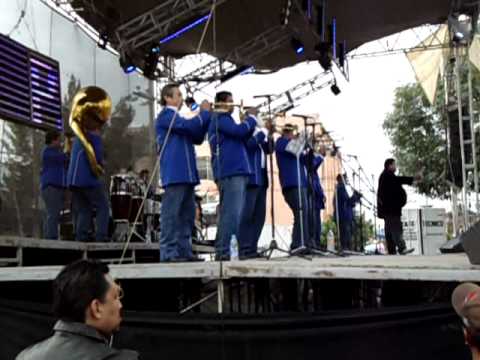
[67,132,104,188]
[245,131,273,187]
[334,182,360,222]
[312,155,325,210]
[40,146,68,189]
[208,112,256,180]
[275,136,307,190]
[156,107,210,187]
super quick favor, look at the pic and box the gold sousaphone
[69,86,112,177]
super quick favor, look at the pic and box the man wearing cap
[452,282,480,359]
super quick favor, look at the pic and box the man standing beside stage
[40,131,68,240]
[156,83,210,262]
[377,158,418,255]
[238,118,273,259]
[208,91,257,260]
[276,124,311,251]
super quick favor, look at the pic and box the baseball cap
[452,282,480,329]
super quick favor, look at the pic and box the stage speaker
[446,107,463,188]
[439,237,464,254]
[460,221,480,265]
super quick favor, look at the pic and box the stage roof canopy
[71,0,474,71]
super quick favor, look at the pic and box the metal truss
[114,0,228,53]
[348,24,448,59]
[180,25,291,93]
[256,71,335,115]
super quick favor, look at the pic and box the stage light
[330,82,341,96]
[291,38,305,55]
[315,42,332,71]
[185,97,199,111]
[449,15,471,43]
[337,40,346,68]
[143,44,160,79]
[119,54,136,74]
[159,14,211,45]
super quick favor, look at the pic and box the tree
[383,83,450,198]
[103,95,137,181]
[61,74,82,134]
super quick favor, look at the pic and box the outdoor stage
[0,235,478,283]
[0,236,474,359]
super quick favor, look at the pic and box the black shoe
[399,248,415,255]
[187,256,205,262]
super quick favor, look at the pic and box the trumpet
[212,100,257,113]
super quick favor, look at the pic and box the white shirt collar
[165,105,178,112]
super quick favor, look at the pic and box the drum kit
[110,173,211,244]
[110,173,161,243]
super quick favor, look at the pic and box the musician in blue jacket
[67,128,109,242]
[156,84,211,262]
[40,131,68,239]
[208,91,257,260]
[333,174,361,251]
[311,152,326,248]
[275,124,311,251]
[238,120,273,259]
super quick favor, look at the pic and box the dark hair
[52,260,111,322]
[45,131,60,145]
[160,83,179,106]
[215,91,232,103]
[384,158,395,169]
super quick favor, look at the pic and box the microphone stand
[254,94,291,259]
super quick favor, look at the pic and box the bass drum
[110,174,131,221]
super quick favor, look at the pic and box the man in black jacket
[377,158,418,255]
[16,260,138,360]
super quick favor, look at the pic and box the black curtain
[0,298,470,360]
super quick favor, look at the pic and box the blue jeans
[160,184,195,261]
[216,175,248,258]
[71,186,110,242]
[283,187,310,250]
[339,220,352,250]
[238,186,267,257]
[41,186,65,239]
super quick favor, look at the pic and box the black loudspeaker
[460,221,480,265]
[439,237,464,254]
[447,107,463,188]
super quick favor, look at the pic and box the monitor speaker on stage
[460,221,480,265]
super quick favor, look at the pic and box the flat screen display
[0,33,62,131]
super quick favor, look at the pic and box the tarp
[406,25,449,105]
[0,298,469,360]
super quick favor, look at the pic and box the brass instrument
[69,86,112,177]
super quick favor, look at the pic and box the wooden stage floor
[0,240,478,283]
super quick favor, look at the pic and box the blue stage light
[291,38,305,55]
[159,14,211,45]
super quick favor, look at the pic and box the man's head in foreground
[53,259,123,337]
